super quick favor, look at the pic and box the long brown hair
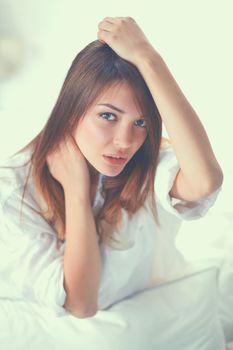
[14,40,167,247]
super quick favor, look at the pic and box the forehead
[94,81,142,111]
[98,81,131,97]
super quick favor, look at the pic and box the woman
[0,17,223,318]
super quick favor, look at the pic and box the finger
[69,135,79,150]
[66,135,81,157]
[103,16,135,23]
[97,29,108,43]
[98,20,113,32]
[102,16,116,23]
[64,135,75,151]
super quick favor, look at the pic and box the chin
[89,157,127,177]
[101,166,125,177]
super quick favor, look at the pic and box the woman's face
[73,81,148,177]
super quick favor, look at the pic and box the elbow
[206,168,224,193]
[199,168,224,198]
[67,308,98,318]
[216,168,224,188]
[64,302,98,318]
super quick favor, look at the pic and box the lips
[104,154,127,159]
[105,155,126,159]
[103,155,127,166]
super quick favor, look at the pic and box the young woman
[0,17,223,318]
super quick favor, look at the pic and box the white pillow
[0,267,225,350]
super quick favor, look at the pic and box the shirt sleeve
[0,189,67,317]
[154,144,222,220]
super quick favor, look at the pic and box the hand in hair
[46,135,91,199]
[97,16,156,65]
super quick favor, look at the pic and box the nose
[113,127,134,149]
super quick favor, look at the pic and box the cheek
[135,132,147,150]
[75,120,110,148]
[87,123,109,145]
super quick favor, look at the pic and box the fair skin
[97,16,223,201]
[72,81,148,203]
[46,136,101,317]
[48,82,147,203]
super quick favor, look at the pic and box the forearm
[134,50,223,191]
[63,189,101,317]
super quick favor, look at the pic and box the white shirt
[0,144,222,316]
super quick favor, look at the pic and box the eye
[134,119,147,128]
[98,112,116,121]
[98,112,147,128]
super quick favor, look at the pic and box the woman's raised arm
[97,16,223,202]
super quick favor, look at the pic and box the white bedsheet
[0,267,227,350]
[0,171,232,349]
[176,170,233,344]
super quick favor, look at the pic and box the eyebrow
[97,103,144,118]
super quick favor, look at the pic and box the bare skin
[46,136,101,317]
[46,135,91,198]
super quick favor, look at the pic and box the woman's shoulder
[159,137,173,151]
[0,148,55,238]
[0,146,33,166]
[158,137,176,163]
[0,147,33,204]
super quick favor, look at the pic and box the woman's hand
[97,16,157,65]
[46,135,91,198]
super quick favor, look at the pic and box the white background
[0,0,232,207]
[0,0,232,169]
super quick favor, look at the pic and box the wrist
[64,186,91,206]
[133,45,163,69]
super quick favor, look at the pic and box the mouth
[103,155,128,166]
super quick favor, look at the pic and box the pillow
[0,267,225,350]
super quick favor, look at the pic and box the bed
[0,170,232,350]
[0,267,227,350]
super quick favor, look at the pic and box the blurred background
[0,0,233,340]
[1,0,232,206]
[0,0,232,167]
[0,0,232,233]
